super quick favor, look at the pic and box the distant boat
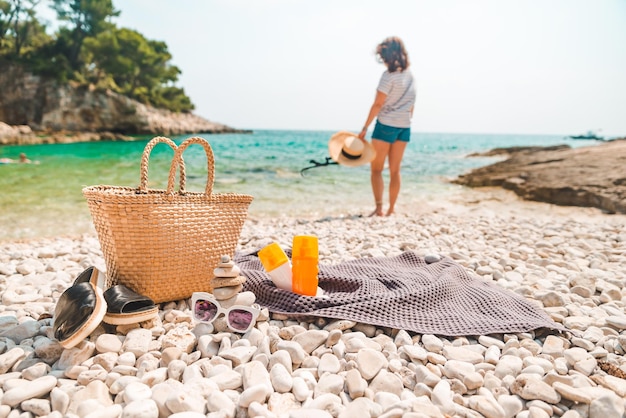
[568,130,604,141]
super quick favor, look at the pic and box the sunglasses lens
[195,299,218,322]
[228,309,254,332]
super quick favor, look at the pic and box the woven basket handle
[139,136,186,192]
[167,136,215,195]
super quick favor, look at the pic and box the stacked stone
[211,255,258,333]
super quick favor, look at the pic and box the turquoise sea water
[0,130,599,241]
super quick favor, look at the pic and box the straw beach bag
[83,136,253,303]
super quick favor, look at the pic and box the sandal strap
[104,285,155,314]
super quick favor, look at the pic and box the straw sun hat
[328,131,376,167]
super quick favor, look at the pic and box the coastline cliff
[0,65,249,145]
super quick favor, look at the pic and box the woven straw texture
[83,136,253,303]
[236,250,566,336]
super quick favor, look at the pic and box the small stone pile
[212,255,246,296]
[211,255,259,333]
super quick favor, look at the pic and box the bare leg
[386,140,408,216]
[369,139,390,216]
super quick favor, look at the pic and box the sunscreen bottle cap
[258,242,289,272]
[292,235,319,258]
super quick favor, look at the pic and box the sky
[39,0,626,136]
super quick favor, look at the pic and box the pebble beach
[1,188,625,418]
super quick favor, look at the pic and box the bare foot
[385,209,395,216]
[369,208,383,217]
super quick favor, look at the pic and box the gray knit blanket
[236,250,566,336]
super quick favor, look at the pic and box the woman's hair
[376,36,410,72]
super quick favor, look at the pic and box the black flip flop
[102,285,158,325]
[53,267,107,348]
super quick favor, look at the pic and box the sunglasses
[191,292,260,333]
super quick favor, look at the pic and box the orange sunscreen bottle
[258,242,293,291]
[291,235,319,296]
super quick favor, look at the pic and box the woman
[358,36,416,217]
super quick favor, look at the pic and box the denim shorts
[372,121,411,143]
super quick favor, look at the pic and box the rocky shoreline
[0,121,251,146]
[0,65,251,146]
[0,196,625,417]
[453,139,626,215]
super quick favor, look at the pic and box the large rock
[0,122,33,143]
[0,65,248,144]
[453,139,626,214]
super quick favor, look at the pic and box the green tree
[0,0,46,56]
[50,0,118,70]
[0,1,17,49]
[82,27,193,112]
[152,85,194,113]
